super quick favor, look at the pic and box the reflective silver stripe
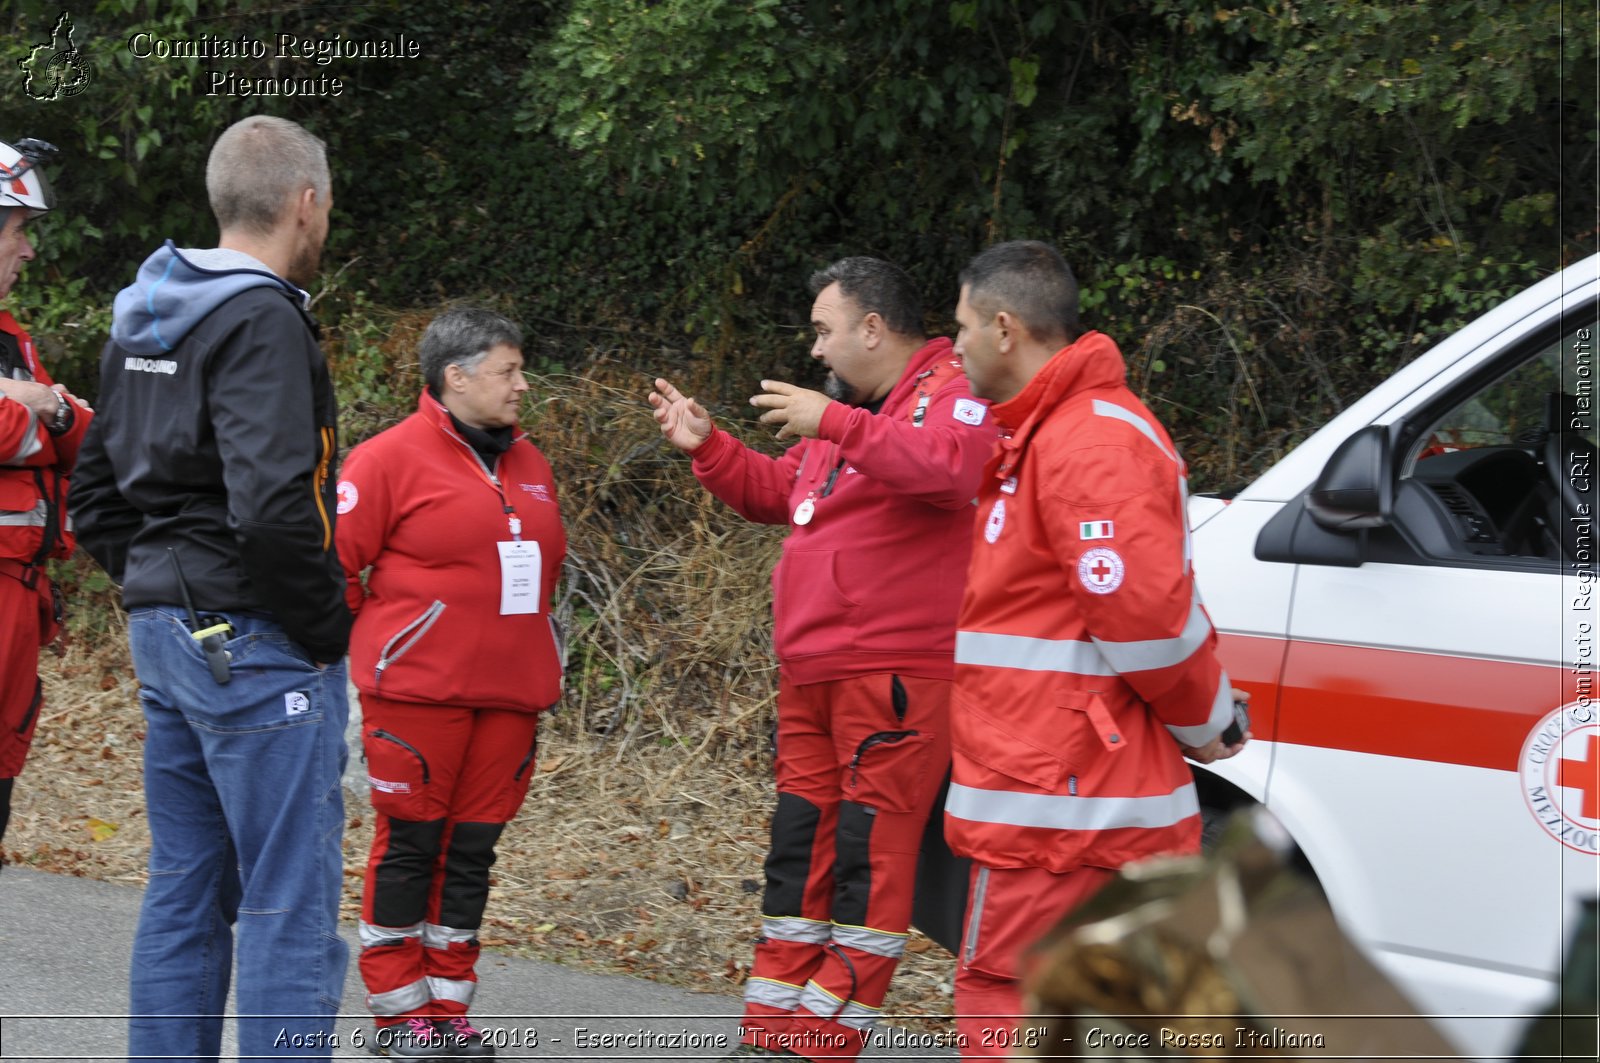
[1094,399,1192,570]
[830,923,908,959]
[1181,475,1193,570]
[427,975,476,1005]
[366,978,430,1016]
[946,780,1199,832]
[955,630,1114,676]
[3,407,41,464]
[1092,601,1211,675]
[358,919,423,948]
[1166,669,1235,748]
[550,615,567,688]
[0,500,47,527]
[962,866,989,963]
[762,916,831,944]
[796,982,881,1030]
[1092,399,1176,463]
[743,976,803,1011]
[422,922,478,949]
[376,599,447,681]
[1095,398,1192,569]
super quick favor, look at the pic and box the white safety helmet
[0,138,56,218]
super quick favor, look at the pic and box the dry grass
[5,360,957,1026]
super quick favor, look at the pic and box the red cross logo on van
[1557,734,1600,821]
[1521,705,1600,854]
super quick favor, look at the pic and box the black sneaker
[434,1015,496,1057]
[370,1016,452,1058]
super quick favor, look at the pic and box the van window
[1407,333,1591,464]
[1400,319,1596,563]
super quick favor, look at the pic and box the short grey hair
[807,256,924,338]
[206,116,330,236]
[419,308,524,393]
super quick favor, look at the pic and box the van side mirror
[1307,425,1394,530]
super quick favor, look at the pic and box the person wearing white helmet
[0,136,92,862]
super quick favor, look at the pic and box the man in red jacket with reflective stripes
[947,241,1248,1058]
[650,257,998,1060]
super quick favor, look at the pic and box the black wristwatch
[47,391,71,434]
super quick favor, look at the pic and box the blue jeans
[127,607,349,1062]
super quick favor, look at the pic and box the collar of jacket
[990,330,1126,463]
[417,389,527,449]
[875,335,956,415]
[0,310,38,378]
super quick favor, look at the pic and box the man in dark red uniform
[0,136,91,860]
[650,257,998,1060]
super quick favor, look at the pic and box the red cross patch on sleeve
[1077,547,1125,594]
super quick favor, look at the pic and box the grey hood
[110,240,307,356]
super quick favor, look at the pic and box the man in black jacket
[72,116,354,1063]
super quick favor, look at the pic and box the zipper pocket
[513,736,538,782]
[847,730,918,789]
[374,599,446,689]
[15,678,41,734]
[370,728,430,785]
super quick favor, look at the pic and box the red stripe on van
[1218,634,1571,772]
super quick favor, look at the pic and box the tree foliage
[0,0,1591,484]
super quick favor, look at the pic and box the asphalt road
[0,867,954,1061]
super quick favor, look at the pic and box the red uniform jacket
[947,333,1234,873]
[0,311,90,568]
[692,338,998,684]
[336,392,567,712]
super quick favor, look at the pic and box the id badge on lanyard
[498,540,541,614]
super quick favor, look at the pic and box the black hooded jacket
[70,242,351,661]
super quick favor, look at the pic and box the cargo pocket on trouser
[0,677,42,778]
[834,730,939,936]
[363,726,446,930]
[844,730,936,815]
[365,728,434,820]
[497,729,539,823]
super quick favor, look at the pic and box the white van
[1189,253,1599,1054]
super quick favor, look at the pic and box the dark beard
[285,242,322,290]
[823,371,858,405]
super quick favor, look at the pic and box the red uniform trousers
[952,863,1115,1060]
[741,673,951,1061]
[358,694,539,1025]
[0,564,53,848]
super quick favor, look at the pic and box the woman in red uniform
[336,308,567,1058]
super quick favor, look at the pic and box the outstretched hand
[749,379,832,441]
[648,377,713,453]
